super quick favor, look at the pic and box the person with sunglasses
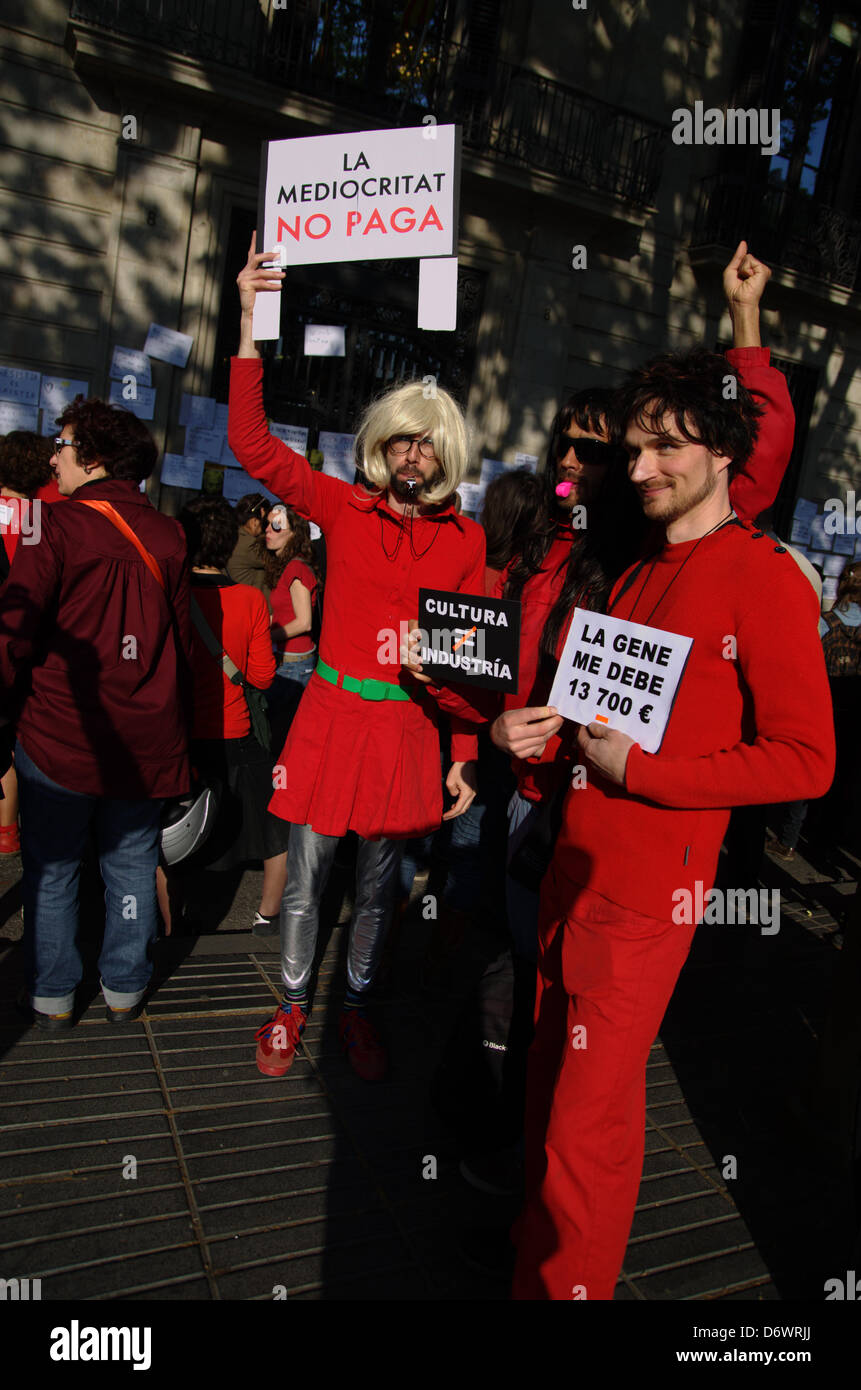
[229,233,485,1083]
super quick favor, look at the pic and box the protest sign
[185,427,226,463]
[144,324,193,368]
[40,376,89,415]
[255,124,460,338]
[304,325,346,357]
[319,431,356,482]
[270,422,310,454]
[110,347,152,386]
[179,394,217,429]
[0,401,39,432]
[160,455,205,489]
[417,588,520,692]
[548,609,693,755]
[0,367,41,406]
[108,381,156,420]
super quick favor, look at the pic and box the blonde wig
[354,381,470,506]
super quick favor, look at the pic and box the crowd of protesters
[0,234,853,1299]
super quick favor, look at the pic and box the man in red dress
[511,346,836,1300]
[229,236,485,1081]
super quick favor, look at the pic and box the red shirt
[0,478,191,798]
[190,575,275,739]
[271,558,317,656]
[550,522,835,920]
[228,356,486,838]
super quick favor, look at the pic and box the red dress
[228,357,485,838]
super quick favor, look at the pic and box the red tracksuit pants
[511,870,697,1300]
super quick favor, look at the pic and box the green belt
[315,658,411,702]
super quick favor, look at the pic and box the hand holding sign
[577,722,634,787]
[490,707,563,760]
[402,620,433,684]
[237,231,286,314]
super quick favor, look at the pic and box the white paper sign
[514,453,539,474]
[270,422,310,454]
[319,430,356,482]
[40,375,89,416]
[793,498,818,522]
[110,347,152,386]
[40,409,58,436]
[809,515,833,551]
[161,454,205,489]
[179,393,216,429]
[144,324,193,368]
[833,531,855,556]
[0,366,42,406]
[548,608,693,755]
[790,517,812,545]
[303,324,346,357]
[480,458,506,486]
[456,482,486,516]
[417,256,458,331]
[222,469,280,505]
[108,380,156,420]
[185,426,226,463]
[0,401,42,432]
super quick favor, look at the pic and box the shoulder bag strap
[189,595,243,685]
[77,498,166,590]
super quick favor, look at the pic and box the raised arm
[722,240,795,521]
[229,233,346,531]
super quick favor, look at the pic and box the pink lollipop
[555,480,575,498]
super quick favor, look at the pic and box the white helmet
[160,783,219,866]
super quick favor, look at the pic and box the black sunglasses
[556,434,626,467]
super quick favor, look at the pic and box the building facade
[1,0,859,540]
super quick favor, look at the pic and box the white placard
[417,257,458,331]
[144,324,193,368]
[179,393,216,429]
[319,430,356,482]
[456,482,486,516]
[0,366,41,406]
[0,401,42,432]
[480,458,506,486]
[40,409,58,436]
[185,426,226,463]
[110,347,152,386]
[303,324,346,357]
[790,517,812,545]
[793,498,818,522]
[514,452,539,473]
[270,422,310,454]
[220,438,242,469]
[160,454,205,489]
[548,608,693,756]
[833,531,855,556]
[809,515,832,551]
[39,375,89,415]
[108,380,156,420]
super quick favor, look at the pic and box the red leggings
[512,869,696,1300]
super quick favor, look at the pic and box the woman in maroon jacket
[0,400,191,1029]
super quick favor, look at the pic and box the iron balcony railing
[68,0,667,207]
[692,171,861,291]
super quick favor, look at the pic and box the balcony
[67,0,667,208]
[691,171,861,292]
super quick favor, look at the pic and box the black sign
[417,588,520,692]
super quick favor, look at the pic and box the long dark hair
[482,470,552,573]
[263,507,320,591]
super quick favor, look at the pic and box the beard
[641,458,717,525]
[390,464,442,503]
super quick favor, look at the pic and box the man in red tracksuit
[229,236,484,1082]
[510,346,836,1300]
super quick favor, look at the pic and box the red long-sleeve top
[190,575,275,739]
[549,521,835,920]
[428,346,796,802]
[228,357,486,837]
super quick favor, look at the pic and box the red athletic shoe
[255,1002,306,1077]
[339,1008,387,1081]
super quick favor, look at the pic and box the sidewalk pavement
[0,835,856,1300]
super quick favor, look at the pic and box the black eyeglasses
[556,434,626,467]
[387,435,436,459]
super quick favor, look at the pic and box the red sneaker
[339,1008,387,1081]
[255,1002,306,1077]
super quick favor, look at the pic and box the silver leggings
[280,823,405,996]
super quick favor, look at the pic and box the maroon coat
[0,478,191,798]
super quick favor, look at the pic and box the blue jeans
[15,741,163,1013]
